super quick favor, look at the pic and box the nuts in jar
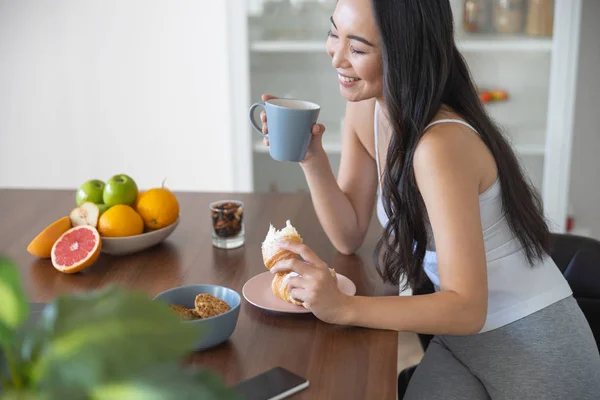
[210,201,244,238]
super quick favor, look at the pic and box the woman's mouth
[338,74,361,87]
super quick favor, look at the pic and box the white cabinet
[230,0,583,233]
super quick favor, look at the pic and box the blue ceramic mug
[249,98,321,162]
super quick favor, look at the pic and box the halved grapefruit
[51,225,102,274]
[27,216,72,258]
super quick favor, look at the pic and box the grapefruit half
[51,225,102,273]
[27,216,72,258]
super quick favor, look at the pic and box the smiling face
[326,0,383,102]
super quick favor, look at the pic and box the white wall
[569,0,600,239]
[0,0,237,192]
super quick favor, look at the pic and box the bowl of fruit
[99,216,180,256]
[26,174,181,273]
[71,174,181,256]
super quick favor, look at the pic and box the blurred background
[0,0,598,239]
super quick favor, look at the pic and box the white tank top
[373,102,572,333]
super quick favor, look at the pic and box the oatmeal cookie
[194,293,231,318]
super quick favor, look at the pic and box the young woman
[260,0,600,398]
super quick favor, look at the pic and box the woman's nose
[330,43,349,69]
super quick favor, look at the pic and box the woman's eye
[327,30,338,38]
[351,46,365,55]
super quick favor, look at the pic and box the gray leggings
[405,296,600,400]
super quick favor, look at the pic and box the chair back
[550,233,600,348]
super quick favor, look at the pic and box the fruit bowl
[100,218,180,256]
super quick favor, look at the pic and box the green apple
[98,204,111,215]
[76,179,105,206]
[103,174,138,206]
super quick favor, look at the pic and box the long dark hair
[371,0,550,291]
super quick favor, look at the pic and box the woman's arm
[273,124,491,336]
[300,100,378,254]
[343,125,490,334]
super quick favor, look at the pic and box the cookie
[169,304,201,320]
[194,293,231,318]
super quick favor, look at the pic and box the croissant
[261,220,303,270]
[263,220,338,308]
[271,271,304,307]
[271,269,339,309]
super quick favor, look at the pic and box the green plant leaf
[30,285,201,391]
[0,389,38,400]
[0,257,29,347]
[0,387,88,400]
[0,322,15,350]
[90,364,240,400]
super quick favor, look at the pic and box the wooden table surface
[0,189,399,399]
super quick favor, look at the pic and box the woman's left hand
[270,241,352,325]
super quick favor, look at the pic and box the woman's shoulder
[415,108,498,194]
[419,107,482,152]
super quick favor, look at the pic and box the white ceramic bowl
[100,218,180,256]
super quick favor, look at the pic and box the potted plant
[0,256,240,399]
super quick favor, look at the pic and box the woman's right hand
[260,94,327,164]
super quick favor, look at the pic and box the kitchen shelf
[253,132,342,153]
[250,34,553,53]
[251,40,325,52]
[456,34,553,52]
[513,144,546,156]
[253,133,546,156]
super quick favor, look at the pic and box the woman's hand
[270,240,352,325]
[259,94,328,164]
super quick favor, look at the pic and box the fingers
[263,137,270,147]
[285,274,309,305]
[261,94,278,101]
[261,111,269,136]
[270,258,315,276]
[278,241,326,267]
[312,123,326,136]
[286,275,307,289]
[289,288,308,304]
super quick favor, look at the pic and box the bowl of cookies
[153,284,241,351]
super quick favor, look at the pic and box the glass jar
[463,0,490,33]
[526,0,554,36]
[209,200,245,249]
[494,0,525,34]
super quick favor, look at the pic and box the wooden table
[0,189,399,399]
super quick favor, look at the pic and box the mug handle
[248,102,267,138]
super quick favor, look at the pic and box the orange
[136,188,179,230]
[97,204,144,237]
[51,226,101,274]
[27,216,72,258]
[133,191,144,211]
